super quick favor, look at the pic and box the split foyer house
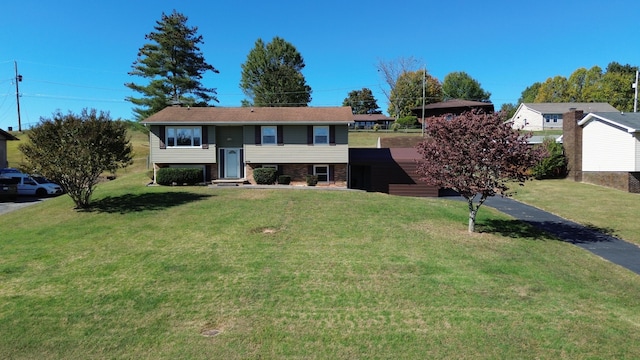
[142,106,353,186]
[511,102,618,131]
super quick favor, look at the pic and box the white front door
[224,148,241,178]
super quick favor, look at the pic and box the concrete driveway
[0,197,47,215]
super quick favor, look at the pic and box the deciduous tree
[534,76,569,102]
[415,110,543,232]
[500,103,518,119]
[518,82,541,103]
[388,69,442,118]
[126,10,218,120]
[240,37,312,106]
[342,88,382,114]
[377,57,443,118]
[441,71,491,101]
[19,109,133,209]
[517,62,638,111]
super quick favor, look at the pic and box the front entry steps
[212,179,250,187]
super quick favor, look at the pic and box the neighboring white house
[578,112,640,172]
[511,102,618,131]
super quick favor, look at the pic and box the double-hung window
[166,126,201,147]
[262,126,277,145]
[314,165,329,182]
[314,126,329,145]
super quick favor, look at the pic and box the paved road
[481,196,640,275]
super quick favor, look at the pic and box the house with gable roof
[511,102,618,131]
[142,106,353,186]
[578,112,640,192]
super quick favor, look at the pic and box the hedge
[156,168,203,185]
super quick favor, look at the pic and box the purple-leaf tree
[415,110,544,232]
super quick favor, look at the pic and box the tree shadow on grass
[477,219,558,241]
[478,218,617,244]
[90,192,214,214]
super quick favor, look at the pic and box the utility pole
[421,66,426,137]
[14,61,22,131]
[634,70,638,113]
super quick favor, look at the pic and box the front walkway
[483,196,640,275]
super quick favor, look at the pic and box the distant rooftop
[523,102,618,114]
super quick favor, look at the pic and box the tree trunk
[468,199,477,233]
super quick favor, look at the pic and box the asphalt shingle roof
[581,112,640,132]
[523,102,618,114]
[141,106,354,124]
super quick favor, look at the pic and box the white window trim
[313,126,329,145]
[314,164,329,183]
[262,126,277,145]
[166,126,202,148]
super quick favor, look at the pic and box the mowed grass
[1,172,640,359]
[511,179,640,245]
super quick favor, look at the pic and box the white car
[0,173,64,197]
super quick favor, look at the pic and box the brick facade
[245,163,347,187]
[582,171,640,193]
[562,109,583,182]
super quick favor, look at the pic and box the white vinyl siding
[512,106,543,131]
[582,120,637,171]
[245,144,348,163]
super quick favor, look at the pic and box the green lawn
[1,172,640,359]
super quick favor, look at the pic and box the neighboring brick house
[0,128,19,168]
[412,99,494,124]
[142,106,352,186]
[352,114,394,129]
[511,102,618,131]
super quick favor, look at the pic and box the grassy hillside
[1,172,640,358]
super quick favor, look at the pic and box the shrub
[373,124,380,132]
[253,167,277,185]
[306,175,318,186]
[156,168,203,185]
[278,175,291,185]
[397,116,418,129]
[391,123,399,132]
[532,138,568,180]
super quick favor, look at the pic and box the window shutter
[219,149,225,177]
[329,125,336,145]
[329,165,335,181]
[277,125,284,145]
[307,126,313,145]
[308,165,314,175]
[240,149,245,178]
[159,126,166,149]
[205,165,211,182]
[255,125,261,145]
[202,126,209,149]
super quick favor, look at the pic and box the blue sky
[1,0,638,129]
